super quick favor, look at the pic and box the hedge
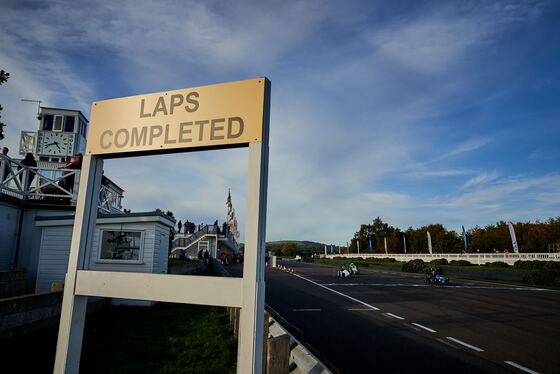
[402,259,428,273]
[449,260,471,266]
[484,261,509,268]
[429,259,448,266]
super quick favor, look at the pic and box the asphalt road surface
[229,261,560,374]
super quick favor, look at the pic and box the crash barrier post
[267,334,290,374]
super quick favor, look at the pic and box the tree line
[348,217,560,254]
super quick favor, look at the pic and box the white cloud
[370,1,546,74]
[462,171,500,189]
[0,0,556,246]
[411,169,472,178]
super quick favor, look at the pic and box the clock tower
[19,107,88,163]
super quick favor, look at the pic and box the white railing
[1,154,122,213]
[323,252,560,265]
[98,184,123,214]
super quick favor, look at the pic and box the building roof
[35,211,175,227]
[40,106,89,122]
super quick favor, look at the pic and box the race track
[255,261,560,374]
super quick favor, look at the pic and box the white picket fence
[323,252,560,265]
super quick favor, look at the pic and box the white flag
[427,232,432,254]
[403,235,407,254]
[508,222,519,253]
[324,244,327,256]
[384,237,388,255]
[357,240,360,254]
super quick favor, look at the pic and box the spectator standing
[2,146,10,183]
[177,220,182,233]
[61,153,83,192]
[19,152,37,191]
[168,229,174,257]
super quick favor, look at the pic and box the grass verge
[168,258,199,267]
[1,303,237,374]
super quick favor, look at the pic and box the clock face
[37,131,75,156]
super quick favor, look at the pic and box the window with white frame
[53,115,64,131]
[99,230,143,262]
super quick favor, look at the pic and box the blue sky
[1,0,559,245]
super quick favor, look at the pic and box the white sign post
[53,78,270,373]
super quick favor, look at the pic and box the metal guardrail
[0,154,122,213]
[323,252,560,265]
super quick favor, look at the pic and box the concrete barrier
[267,316,330,374]
[0,290,107,339]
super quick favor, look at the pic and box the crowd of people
[177,220,198,234]
[176,248,243,270]
[173,219,230,237]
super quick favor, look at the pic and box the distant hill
[266,240,327,255]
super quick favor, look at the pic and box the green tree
[0,70,10,140]
[281,242,297,257]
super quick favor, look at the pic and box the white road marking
[348,308,377,311]
[322,283,424,287]
[385,313,405,320]
[504,361,540,374]
[411,323,437,333]
[293,273,380,310]
[437,338,458,349]
[446,337,484,352]
[292,309,321,312]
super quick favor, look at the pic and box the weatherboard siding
[35,227,73,292]
[35,217,173,293]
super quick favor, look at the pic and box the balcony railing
[0,154,122,213]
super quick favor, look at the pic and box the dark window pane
[43,115,53,131]
[64,116,75,132]
[39,156,49,161]
[51,158,59,162]
[100,230,142,260]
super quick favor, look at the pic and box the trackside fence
[323,253,560,266]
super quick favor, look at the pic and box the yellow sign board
[87,78,267,155]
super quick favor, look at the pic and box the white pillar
[237,79,270,374]
[54,155,103,373]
